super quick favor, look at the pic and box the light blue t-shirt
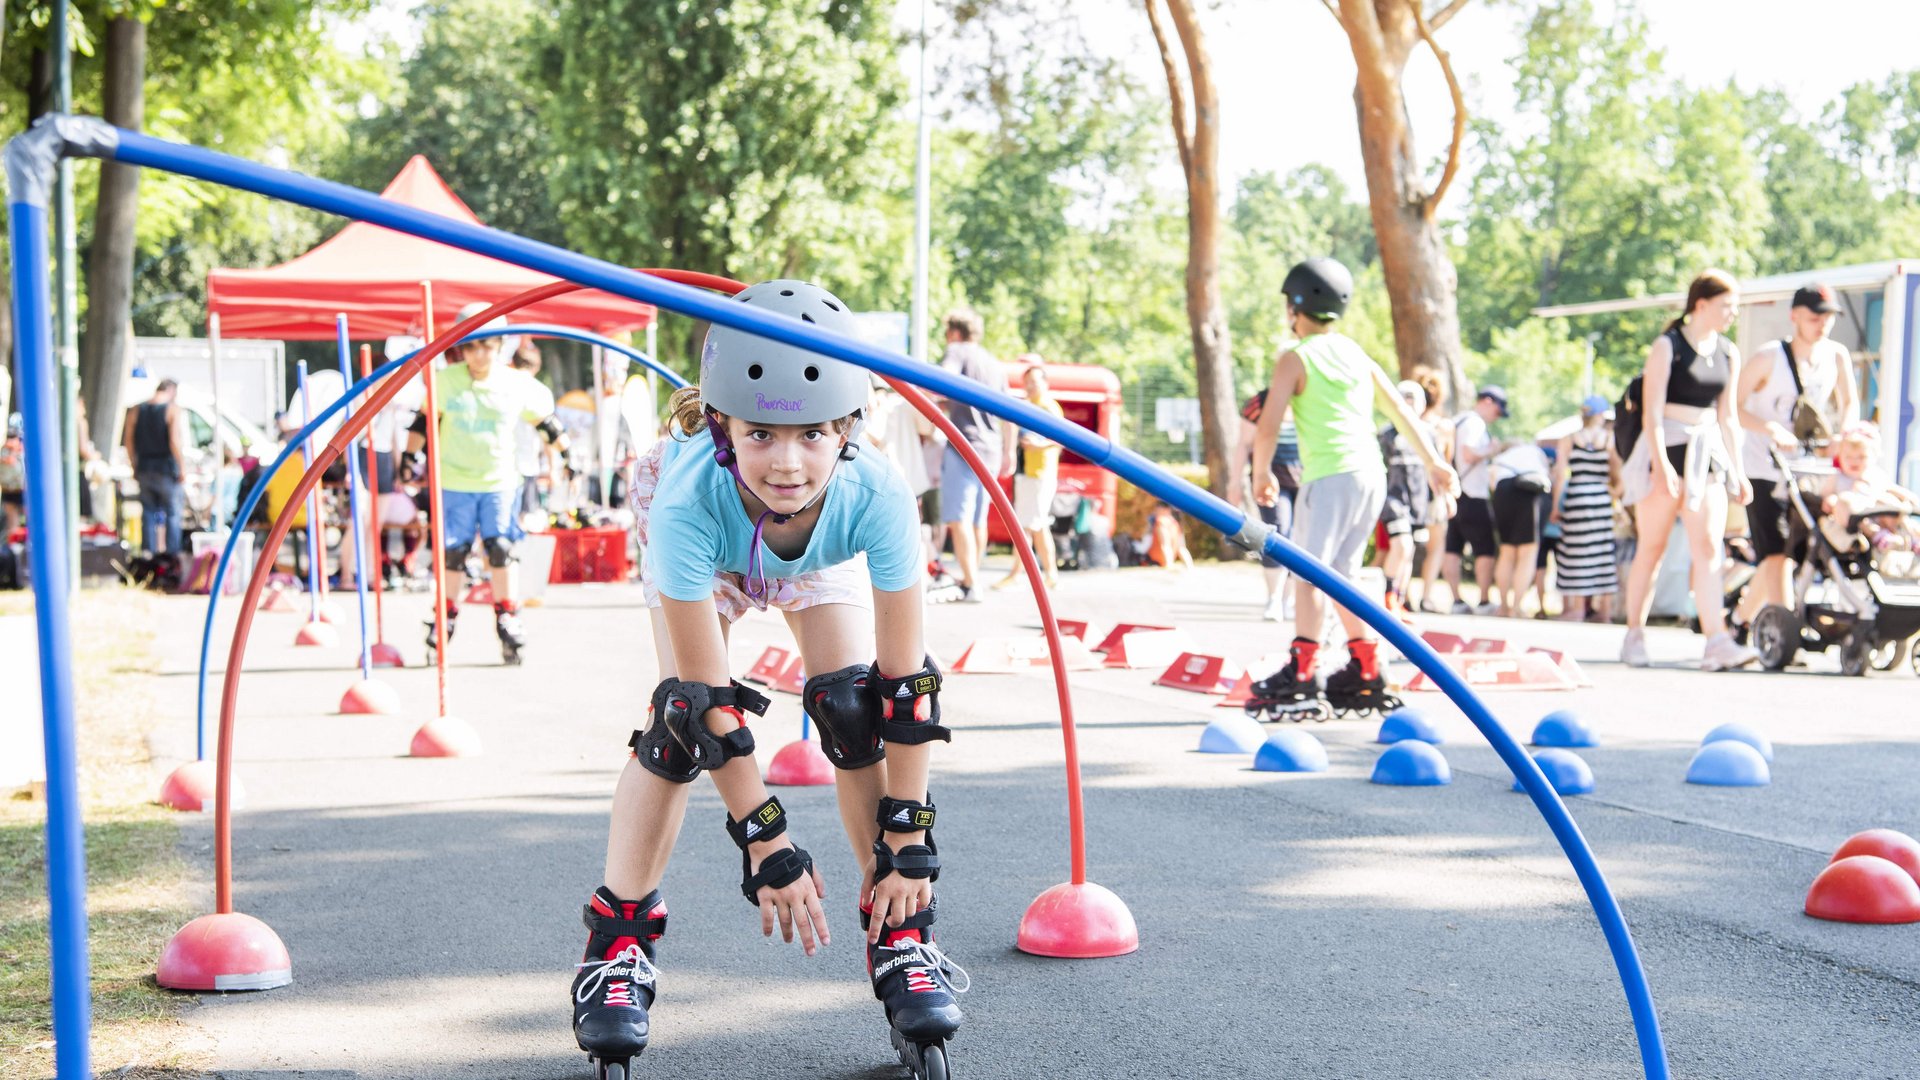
[646,429,923,602]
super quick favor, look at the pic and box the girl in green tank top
[1290,332,1387,484]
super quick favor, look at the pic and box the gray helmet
[700,280,869,426]
[1282,257,1353,321]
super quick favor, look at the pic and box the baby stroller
[1750,450,1920,676]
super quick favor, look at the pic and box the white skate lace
[892,938,971,995]
[575,943,658,1007]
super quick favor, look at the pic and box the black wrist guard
[535,414,566,445]
[876,796,936,833]
[872,837,940,883]
[727,797,812,906]
[870,656,950,746]
[630,678,768,782]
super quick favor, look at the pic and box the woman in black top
[1619,269,1758,671]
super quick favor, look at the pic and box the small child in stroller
[1818,422,1920,555]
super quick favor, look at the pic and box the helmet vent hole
[804,366,820,382]
[780,289,795,297]
[800,313,816,324]
[747,364,764,380]
[823,300,841,311]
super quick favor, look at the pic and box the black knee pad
[629,679,769,783]
[802,665,885,770]
[444,541,473,569]
[483,535,517,567]
[872,655,951,746]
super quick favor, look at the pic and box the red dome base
[1805,855,1920,924]
[293,620,338,648]
[1016,881,1139,958]
[156,912,292,991]
[766,738,836,786]
[409,715,483,758]
[157,760,245,813]
[369,641,406,668]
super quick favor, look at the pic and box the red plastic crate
[547,527,632,584]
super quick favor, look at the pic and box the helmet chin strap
[706,411,864,608]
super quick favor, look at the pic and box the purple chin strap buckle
[704,410,862,609]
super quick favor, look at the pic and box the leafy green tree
[537,0,903,366]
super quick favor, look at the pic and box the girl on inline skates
[570,280,965,1079]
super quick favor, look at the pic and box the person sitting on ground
[1818,422,1920,554]
[1143,502,1194,570]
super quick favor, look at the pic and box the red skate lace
[885,937,970,996]
[575,943,657,1007]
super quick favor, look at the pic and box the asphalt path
[145,558,1920,1078]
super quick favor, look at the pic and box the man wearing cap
[1442,385,1510,614]
[409,303,569,664]
[1730,283,1858,636]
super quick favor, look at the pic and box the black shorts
[1747,480,1792,560]
[1445,495,1496,557]
[1491,478,1545,546]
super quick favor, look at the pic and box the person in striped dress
[1550,395,1621,622]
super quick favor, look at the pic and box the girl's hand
[1768,422,1798,452]
[1734,474,1754,507]
[867,841,935,945]
[752,844,830,956]
[1255,471,1280,507]
[1657,456,1682,499]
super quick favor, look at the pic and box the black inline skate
[1243,657,1330,723]
[572,886,666,1080]
[494,603,525,666]
[866,903,967,1079]
[423,604,457,662]
[1323,656,1403,719]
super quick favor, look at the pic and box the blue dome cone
[1254,729,1329,773]
[1701,722,1773,762]
[1197,713,1267,754]
[1512,748,1595,795]
[1376,707,1444,746]
[1531,710,1599,749]
[1686,739,1772,787]
[1371,740,1452,786]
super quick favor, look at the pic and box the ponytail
[667,385,709,438]
[1667,268,1738,336]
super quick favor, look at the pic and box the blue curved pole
[192,327,682,759]
[89,126,1664,1077]
[335,316,374,678]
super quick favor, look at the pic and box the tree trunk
[79,18,147,457]
[1339,0,1471,407]
[1148,0,1235,496]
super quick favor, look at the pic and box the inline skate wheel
[892,1030,950,1080]
[593,1058,629,1080]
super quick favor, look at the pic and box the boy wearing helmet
[1249,258,1460,720]
[410,302,568,664]
[572,281,964,1079]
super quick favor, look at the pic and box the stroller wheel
[1752,605,1800,672]
[1870,636,1910,673]
[1840,632,1873,677]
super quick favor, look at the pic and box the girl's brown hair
[665,385,865,440]
[1665,269,1738,335]
[1410,365,1445,414]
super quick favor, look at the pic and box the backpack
[1613,375,1645,462]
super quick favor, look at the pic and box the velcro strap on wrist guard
[872,838,940,882]
[870,656,950,745]
[739,844,813,906]
[876,796,936,833]
[725,796,791,849]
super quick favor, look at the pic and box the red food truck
[985,361,1123,546]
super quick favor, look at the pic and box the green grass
[0,588,210,1079]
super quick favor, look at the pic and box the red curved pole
[887,380,1087,884]
[359,344,386,651]
[211,271,721,912]
[421,284,450,717]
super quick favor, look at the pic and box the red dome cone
[1805,855,1920,924]
[156,911,292,990]
[1831,829,1920,888]
[157,760,245,813]
[293,620,338,648]
[1016,881,1139,958]
[259,587,299,613]
[766,737,835,786]
[339,678,402,716]
[369,641,406,668]
[409,715,483,758]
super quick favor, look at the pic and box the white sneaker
[1474,603,1498,616]
[1700,632,1760,672]
[1262,594,1285,622]
[1450,601,1472,615]
[1620,629,1650,667]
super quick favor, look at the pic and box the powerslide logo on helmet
[755,393,806,413]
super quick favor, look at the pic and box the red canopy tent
[207,155,654,340]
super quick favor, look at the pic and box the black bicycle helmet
[1281,257,1353,321]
